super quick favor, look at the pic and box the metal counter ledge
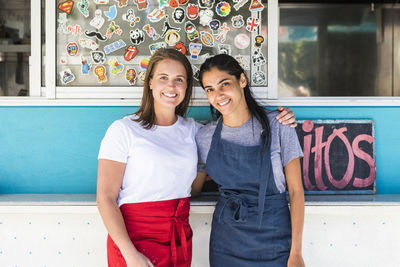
[1,194,400,206]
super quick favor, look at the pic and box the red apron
[107,198,192,267]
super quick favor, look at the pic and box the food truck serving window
[54,0,270,100]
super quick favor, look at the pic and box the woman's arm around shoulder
[285,157,306,267]
[97,159,154,267]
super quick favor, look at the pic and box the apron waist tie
[171,199,189,267]
[218,192,249,223]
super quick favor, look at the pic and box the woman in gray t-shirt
[192,54,305,267]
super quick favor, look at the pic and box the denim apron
[207,119,291,267]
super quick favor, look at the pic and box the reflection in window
[278,4,395,97]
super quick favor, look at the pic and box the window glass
[278,3,396,97]
[56,0,268,88]
[0,0,31,96]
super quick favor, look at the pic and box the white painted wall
[1,204,400,266]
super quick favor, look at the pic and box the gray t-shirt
[196,110,303,193]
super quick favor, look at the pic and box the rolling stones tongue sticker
[66,42,79,56]
[126,68,137,85]
[58,1,74,14]
[124,46,138,61]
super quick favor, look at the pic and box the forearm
[289,190,305,254]
[97,196,138,260]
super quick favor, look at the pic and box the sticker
[246,17,260,32]
[165,30,180,46]
[186,4,199,20]
[252,50,266,66]
[209,20,220,35]
[115,0,128,8]
[200,31,214,47]
[189,43,202,60]
[252,71,266,85]
[215,2,231,17]
[172,7,185,23]
[104,5,117,21]
[130,29,145,45]
[94,65,107,83]
[85,30,108,42]
[140,58,150,70]
[149,42,167,55]
[143,24,160,40]
[234,33,250,49]
[235,55,250,70]
[133,0,148,10]
[198,0,214,9]
[249,0,264,12]
[192,65,200,81]
[90,10,105,30]
[199,9,213,27]
[161,16,181,38]
[158,0,169,9]
[231,15,244,29]
[66,42,79,56]
[77,0,90,18]
[57,13,68,34]
[94,0,109,3]
[104,39,127,55]
[79,38,99,51]
[215,22,230,43]
[254,35,264,48]
[91,51,106,64]
[81,56,91,75]
[59,68,75,84]
[147,8,166,23]
[126,68,137,85]
[174,41,186,55]
[124,46,138,61]
[185,21,199,41]
[179,0,189,4]
[233,0,248,11]
[108,58,124,75]
[138,71,146,82]
[106,21,123,38]
[65,24,83,36]
[169,0,179,8]
[58,1,74,14]
[122,9,140,27]
[218,44,231,55]
[60,57,68,64]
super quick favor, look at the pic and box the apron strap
[171,199,189,267]
[257,146,270,229]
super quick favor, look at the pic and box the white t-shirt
[98,114,199,206]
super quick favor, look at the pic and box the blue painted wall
[0,106,398,194]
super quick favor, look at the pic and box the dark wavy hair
[199,54,271,149]
[134,48,193,129]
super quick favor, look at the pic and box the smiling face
[202,67,248,120]
[149,58,188,112]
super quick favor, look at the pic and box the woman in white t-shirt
[97,49,197,267]
[97,48,297,267]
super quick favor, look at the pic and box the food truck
[0,0,399,266]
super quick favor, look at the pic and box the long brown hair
[134,48,193,129]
